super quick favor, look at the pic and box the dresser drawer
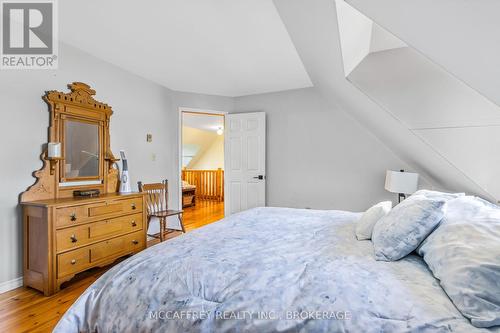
[126,230,145,253]
[56,205,90,227]
[57,248,90,278]
[55,197,143,228]
[56,226,89,252]
[89,213,143,238]
[88,202,123,217]
[88,198,143,218]
[120,198,143,215]
[56,213,143,252]
[90,237,127,263]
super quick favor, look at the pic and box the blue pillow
[372,195,445,261]
[418,196,500,328]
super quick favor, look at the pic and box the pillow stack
[356,189,500,328]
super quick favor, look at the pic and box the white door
[224,112,266,216]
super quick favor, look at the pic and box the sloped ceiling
[183,113,224,133]
[349,48,500,130]
[369,25,406,54]
[334,0,372,76]
[182,127,219,168]
[346,0,500,109]
[273,0,499,201]
[335,0,406,77]
[341,1,500,201]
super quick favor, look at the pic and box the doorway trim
[177,107,228,212]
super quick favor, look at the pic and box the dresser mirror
[21,82,120,201]
[62,119,102,183]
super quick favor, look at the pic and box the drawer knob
[132,240,139,245]
[70,259,76,265]
[70,235,77,243]
[131,220,137,227]
[70,213,77,221]
[131,203,137,210]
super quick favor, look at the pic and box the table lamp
[385,169,419,203]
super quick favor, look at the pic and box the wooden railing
[182,168,224,201]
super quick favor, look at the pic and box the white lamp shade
[385,170,419,194]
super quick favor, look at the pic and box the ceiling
[346,0,500,111]
[183,113,224,133]
[335,0,406,76]
[274,0,500,201]
[59,0,312,97]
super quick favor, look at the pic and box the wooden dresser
[21,193,146,295]
[20,83,148,295]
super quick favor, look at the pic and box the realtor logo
[1,0,58,69]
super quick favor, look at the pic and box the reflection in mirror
[64,120,100,179]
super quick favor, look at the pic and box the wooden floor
[0,199,224,333]
[184,199,225,231]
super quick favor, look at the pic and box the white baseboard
[0,276,23,294]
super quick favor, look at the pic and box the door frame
[177,107,228,212]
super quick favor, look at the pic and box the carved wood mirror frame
[21,82,120,202]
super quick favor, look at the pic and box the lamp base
[398,193,406,203]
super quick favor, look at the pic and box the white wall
[0,43,233,287]
[234,87,414,211]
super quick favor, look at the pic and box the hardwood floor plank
[0,199,224,332]
[184,200,224,231]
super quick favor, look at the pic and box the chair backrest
[138,179,168,215]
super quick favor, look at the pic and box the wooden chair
[138,179,185,242]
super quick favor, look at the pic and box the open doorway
[180,109,225,231]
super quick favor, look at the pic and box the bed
[182,180,196,208]
[54,207,498,332]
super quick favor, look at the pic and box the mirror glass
[64,120,100,179]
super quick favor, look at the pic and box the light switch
[151,153,156,161]
[146,134,152,142]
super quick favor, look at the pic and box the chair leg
[146,216,153,238]
[159,217,165,242]
[178,214,186,233]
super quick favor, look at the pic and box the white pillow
[355,201,392,240]
[412,189,465,201]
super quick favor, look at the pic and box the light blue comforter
[54,207,497,332]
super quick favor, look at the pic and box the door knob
[253,175,265,180]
